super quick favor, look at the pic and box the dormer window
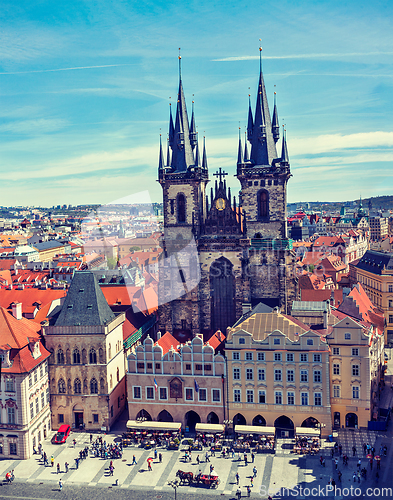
[307,339,313,345]
[239,338,245,345]
[345,333,351,340]
[273,338,280,345]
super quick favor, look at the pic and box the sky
[1,0,393,207]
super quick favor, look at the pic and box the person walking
[210,464,214,474]
[90,434,93,444]
[337,470,342,482]
[252,466,257,478]
[65,462,69,473]
[353,472,357,482]
[148,461,152,472]
[154,449,157,460]
[251,452,255,463]
[196,455,200,465]
[334,458,338,470]
[352,446,357,456]
[246,485,251,497]
[159,453,162,463]
[57,463,60,474]
[10,470,15,483]
[357,459,362,470]
[236,487,241,500]
[236,472,240,485]
[73,439,76,448]
[205,451,210,462]
[59,479,63,491]
[51,456,54,467]
[132,455,137,465]
[244,453,248,465]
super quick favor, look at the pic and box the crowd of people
[293,435,320,455]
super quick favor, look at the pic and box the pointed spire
[272,90,280,143]
[158,134,165,170]
[201,136,208,170]
[210,187,214,206]
[281,126,289,165]
[228,187,231,207]
[189,100,197,149]
[244,131,249,161]
[247,94,253,142]
[194,133,200,166]
[237,127,244,164]
[166,137,171,166]
[168,103,174,148]
[215,179,218,195]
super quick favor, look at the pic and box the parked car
[53,424,71,444]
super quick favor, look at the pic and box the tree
[129,246,141,253]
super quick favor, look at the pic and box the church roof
[54,271,115,326]
[355,250,393,275]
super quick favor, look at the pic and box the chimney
[12,302,23,320]
[156,331,161,340]
[323,309,328,329]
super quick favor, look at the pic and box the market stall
[234,425,275,453]
[195,423,225,449]
[123,421,182,449]
[293,427,320,455]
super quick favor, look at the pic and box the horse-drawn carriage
[176,470,220,488]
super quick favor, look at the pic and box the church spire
[272,90,280,143]
[201,136,208,170]
[281,126,289,165]
[189,100,197,149]
[158,134,165,170]
[237,127,244,164]
[168,103,174,148]
[249,44,278,166]
[244,130,249,161]
[247,94,253,142]
[166,136,171,166]
[194,133,200,166]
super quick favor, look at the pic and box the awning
[295,427,320,437]
[195,423,225,434]
[235,425,275,435]
[126,420,181,432]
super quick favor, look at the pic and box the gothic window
[99,348,104,364]
[89,349,97,364]
[83,378,88,393]
[67,378,71,393]
[100,377,105,393]
[170,199,175,215]
[210,257,236,333]
[57,349,64,364]
[170,378,182,399]
[74,378,81,394]
[258,189,269,218]
[81,349,87,364]
[66,349,71,364]
[73,349,80,364]
[58,378,66,394]
[177,193,186,223]
[91,378,98,394]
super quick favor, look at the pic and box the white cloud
[213,51,393,62]
[0,118,68,134]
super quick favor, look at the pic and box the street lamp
[168,479,179,500]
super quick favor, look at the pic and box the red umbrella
[147,457,154,462]
[366,454,373,459]
[374,455,381,461]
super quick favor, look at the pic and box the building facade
[43,271,126,431]
[127,333,226,431]
[0,304,51,459]
[225,308,332,438]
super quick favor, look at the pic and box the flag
[194,379,199,393]
[154,378,158,392]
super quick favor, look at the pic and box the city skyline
[1,0,392,206]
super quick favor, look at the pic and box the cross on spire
[213,167,228,183]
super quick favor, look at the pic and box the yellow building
[226,309,332,438]
[353,250,393,342]
[327,311,384,429]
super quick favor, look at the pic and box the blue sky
[1,0,392,207]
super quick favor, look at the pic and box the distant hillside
[356,195,393,211]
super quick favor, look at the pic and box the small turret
[168,103,174,148]
[189,100,197,149]
[247,94,253,142]
[272,91,280,143]
[237,128,244,164]
[194,134,200,166]
[244,131,249,161]
[280,126,289,165]
[201,136,208,170]
[158,134,165,170]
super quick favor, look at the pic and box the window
[204,364,212,371]
[233,368,240,380]
[40,364,44,379]
[300,353,308,362]
[245,352,253,361]
[258,190,269,218]
[274,369,282,382]
[73,349,80,364]
[274,353,282,361]
[307,339,314,345]
[177,193,186,223]
[58,413,64,423]
[9,443,17,455]
[390,315,393,324]
[273,338,280,345]
[246,390,254,403]
[239,338,245,344]
[8,407,15,424]
[212,389,220,402]
[29,373,32,388]
[93,414,99,423]
[352,365,359,376]
[147,363,152,369]
[333,364,340,375]
[58,378,66,394]
[300,370,308,382]
[258,369,265,381]
[6,378,15,392]
[345,333,351,340]
[232,352,240,360]
[333,385,340,398]
[116,367,120,382]
[90,378,98,394]
[57,349,64,364]
[287,370,294,382]
[185,364,191,370]
[257,352,265,361]
[195,364,202,371]
[146,387,154,400]
[313,354,321,362]
[159,387,167,400]
[258,390,266,403]
[74,378,81,394]
[234,389,241,402]
[287,392,295,405]
[333,347,340,355]
[185,388,193,401]
[352,348,359,356]
[137,363,144,370]
[352,386,360,399]
[155,363,161,370]
[313,370,321,383]
[275,391,282,405]
[199,388,207,401]
[46,387,49,405]
[35,397,39,414]
[286,353,294,362]
[314,393,322,406]
[41,392,45,409]
[389,284,393,293]
[30,401,34,419]
[246,368,253,380]
[89,349,97,364]
[133,386,141,399]
[301,392,308,406]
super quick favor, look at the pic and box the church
[158,52,298,340]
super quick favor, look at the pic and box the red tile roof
[0,307,41,348]
[155,332,179,355]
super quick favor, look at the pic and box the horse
[176,470,194,484]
